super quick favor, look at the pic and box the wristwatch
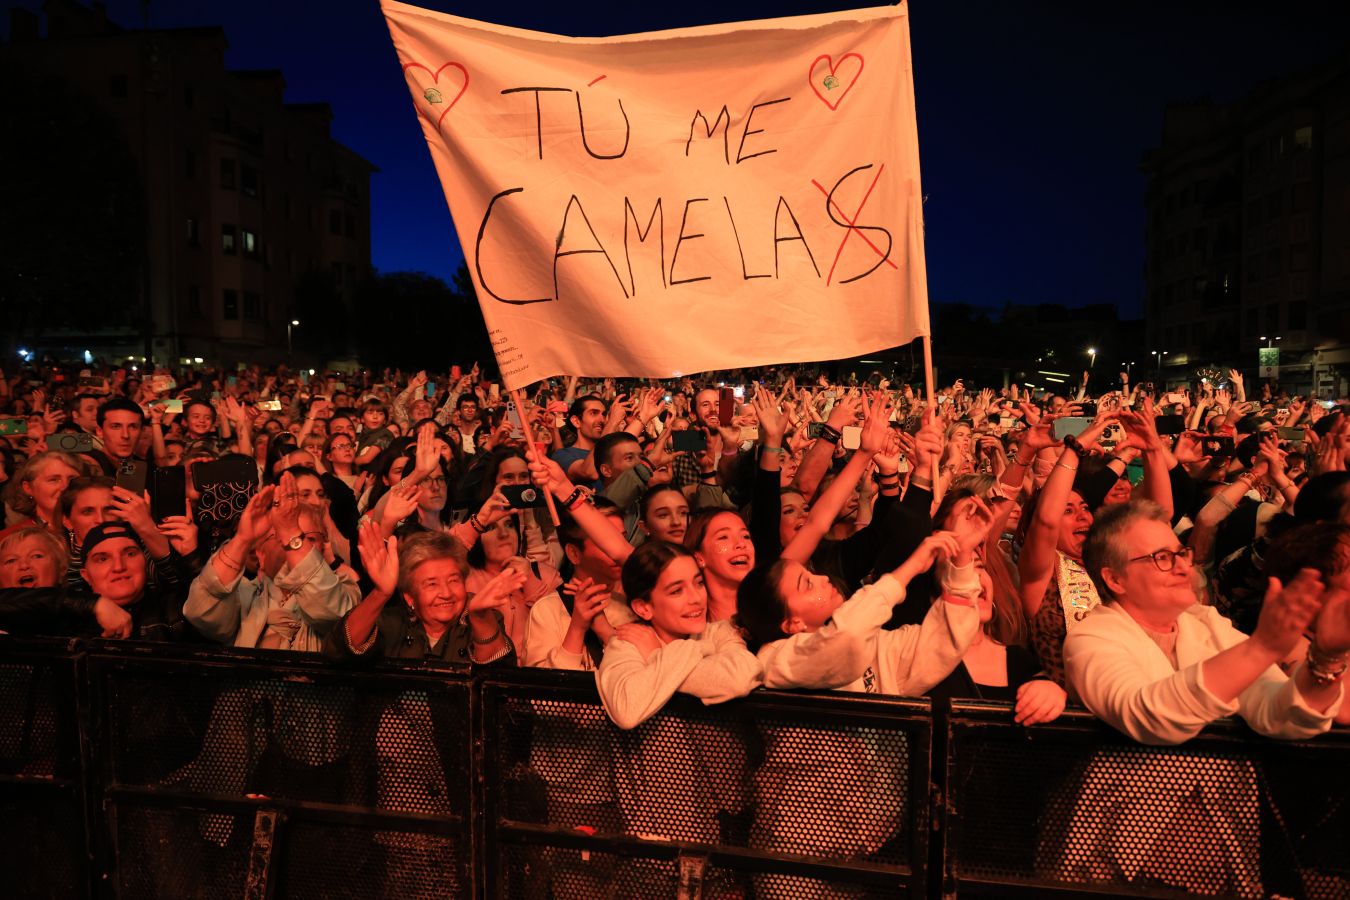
[284,533,305,551]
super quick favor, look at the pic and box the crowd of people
[1,359,1347,895]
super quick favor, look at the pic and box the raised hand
[1253,569,1328,659]
[157,515,199,557]
[382,480,424,529]
[468,566,528,613]
[358,519,399,597]
[753,386,786,445]
[858,391,892,455]
[234,485,275,548]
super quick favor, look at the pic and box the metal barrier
[3,637,1348,900]
[480,667,934,899]
[939,701,1350,900]
[0,638,92,900]
[82,641,476,900]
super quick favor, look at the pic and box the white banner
[382,1,931,390]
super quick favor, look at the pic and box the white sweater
[757,563,983,695]
[1065,601,1341,745]
[595,618,763,730]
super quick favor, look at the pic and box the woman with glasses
[322,433,360,491]
[1056,498,1347,896]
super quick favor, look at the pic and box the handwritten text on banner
[381,1,931,390]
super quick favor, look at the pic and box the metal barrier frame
[938,700,1350,900]
[81,641,477,899]
[4,637,1348,900]
[479,666,935,899]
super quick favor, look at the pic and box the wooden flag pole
[511,387,561,526]
[922,334,942,504]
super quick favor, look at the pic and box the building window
[241,164,258,198]
[1290,244,1311,272]
[109,73,128,98]
[187,285,202,318]
[186,217,200,248]
[222,224,237,255]
[1288,300,1307,330]
[220,158,236,190]
[223,289,239,320]
[244,291,262,320]
[329,209,342,236]
[344,211,356,238]
[242,229,258,258]
[185,149,196,179]
[1294,126,1313,152]
[1265,305,1279,332]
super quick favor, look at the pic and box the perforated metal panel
[482,672,930,899]
[944,706,1350,900]
[0,646,89,900]
[89,649,475,898]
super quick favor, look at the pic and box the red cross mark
[812,164,898,286]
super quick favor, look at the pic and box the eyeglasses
[329,442,354,450]
[1127,546,1194,572]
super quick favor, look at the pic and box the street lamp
[1152,349,1168,380]
[288,319,300,356]
[1087,347,1097,368]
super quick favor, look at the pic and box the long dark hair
[734,559,794,653]
[622,540,695,606]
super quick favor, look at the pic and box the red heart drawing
[808,53,864,111]
[402,61,469,130]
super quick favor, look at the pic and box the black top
[926,643,1042,703]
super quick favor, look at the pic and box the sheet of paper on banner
[382,1,931,390]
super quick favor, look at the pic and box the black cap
[81,522,143,560]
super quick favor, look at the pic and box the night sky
[8,1,1349,318]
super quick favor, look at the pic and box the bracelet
[761,445,785,454]
[818,425,842,445]
[561,487,585,509]
[1305,643,1349,686]
[1013,455,1035,467]
[568,490,593,511]
[469,513,490,534]
[470,618,505,645]
[1055,462,1079,472]
[218,546,243,570]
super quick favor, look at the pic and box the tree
[352,263,493,371]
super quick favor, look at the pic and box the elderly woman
[1059,499,1346,897]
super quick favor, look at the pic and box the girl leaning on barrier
[595,540,762,851]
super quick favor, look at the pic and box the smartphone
[1273,407,1291,425]
[0,417,28,436]
[1051,417,1092,440]
[1098,423,1123,450]
[161,398,184,414]
[450,365,462,382]
[47,432,92,453]
[1163,392,1185,406]
[192,456,259,524]
[1277,426,1305,442]
[841,425,862,450]
[1154,414,1185,436]
[1199,435,1236,456]
[718,387,736,425]
[78,376,102,389]
[672,430,707,453]
[257,399,282,412]
[150,465,187,522]
[1317,400,1338,410]
[742,425,760,443]
[506,404,526,440]
[998,416,1015,429]
[333,381,347,393]
[426,381,436,399]
[1079,401,1098,418]
[150,375,175,394]
[488,383,501,402]
[808,422,826,439]
[115,459,149,496]
[733,386,745,400]
[226,375,238,387]
[501,483,548,509]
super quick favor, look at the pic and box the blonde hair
[0,526,69,583]
[4,451,86,516]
